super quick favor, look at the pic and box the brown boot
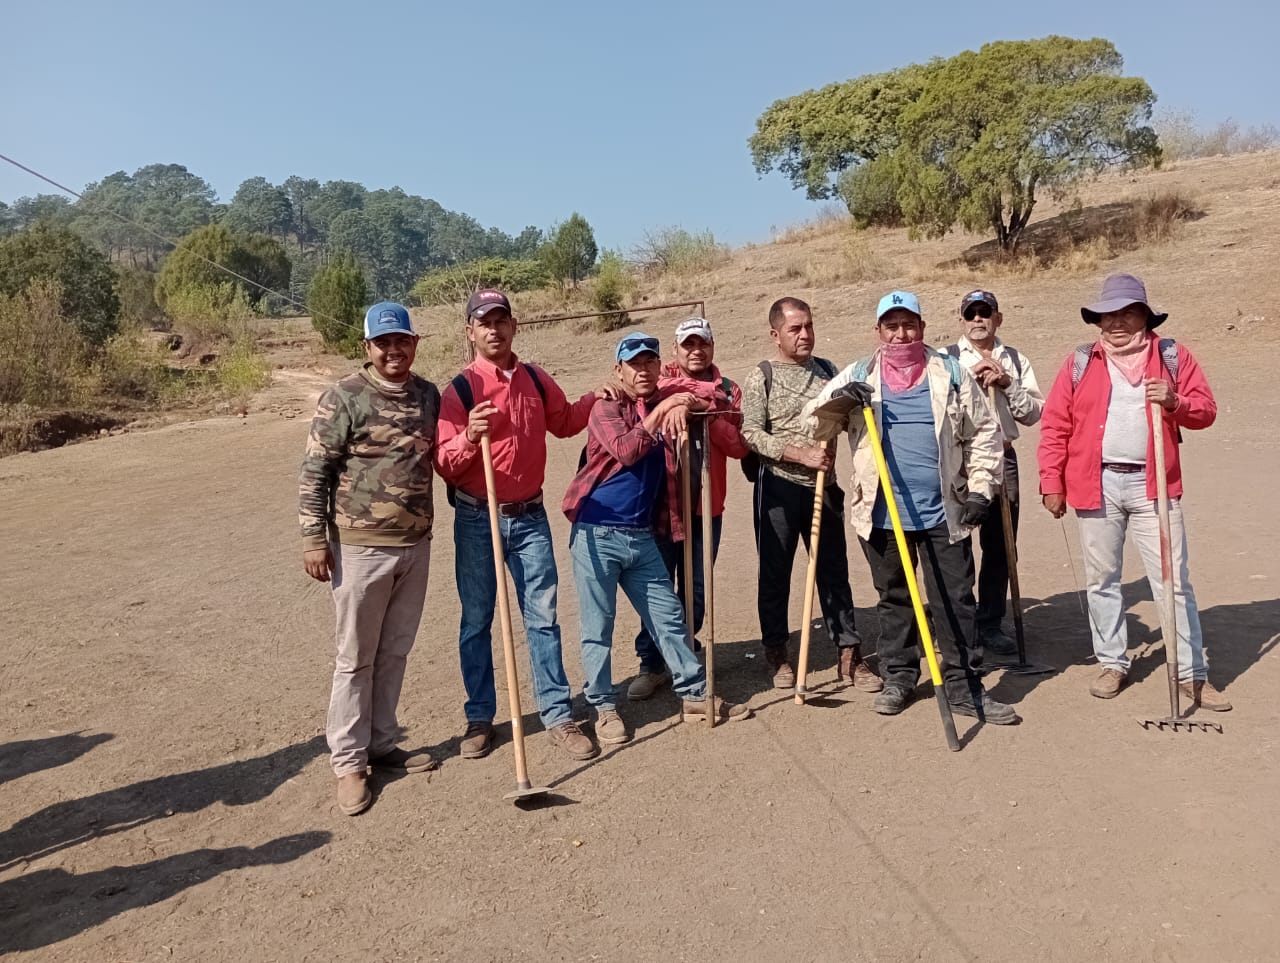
[1180,680,1233,712]
[335,772,371,816]
[838,645,884,693]
[1089,668,1127,699]
[682,696,753,723]
[765,647,795,689]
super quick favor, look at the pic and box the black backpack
[445,363,547,507]
[740,357,838,482]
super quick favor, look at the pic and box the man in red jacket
[1038,274,1230,710]
[628,317,748,700]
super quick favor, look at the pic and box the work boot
[682,696,753,723]
[335,772,371,816]
[369,746,437,773]
[1180,680,1233,712]
[595,710,631,745]
[549,721,600,760]
[873,684,912,716]
[838,644,884,693]
[764,646,795,689]
[460,721,495,759]
[978,624,1019,657]
[950,694,1021,725]
[627,668,670,701]
[1089,668,1127,699]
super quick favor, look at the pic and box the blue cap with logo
[876,290,922,320]
[615,332,661,362]
[364,301,415,340]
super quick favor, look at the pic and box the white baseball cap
[674,316,714,344]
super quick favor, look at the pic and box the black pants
[859,523,983,703]
[976,449,1020,630]
[753,469,858,652]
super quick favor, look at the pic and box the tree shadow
[0,736,326,870]
[0,732,113,787]
[952,196,1207,270]
[0,831,331,954]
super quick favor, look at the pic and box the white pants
[327,538,431,775]
[1075,469,1205,682]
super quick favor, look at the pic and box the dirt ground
[2,152,1279,962]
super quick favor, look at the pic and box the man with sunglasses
[944,291,1044,656]
[563,333,753,748]
[436,289,616,763]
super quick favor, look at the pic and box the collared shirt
[948,336,1044,442]
[563,392,668,534]
[436,354,596,503]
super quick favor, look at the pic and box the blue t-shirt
[576,441,667,528]
[871,379,946,531]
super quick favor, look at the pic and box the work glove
[831,381,875,408]
[959,493,991,526]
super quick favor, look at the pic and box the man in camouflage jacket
[299,302,440,817]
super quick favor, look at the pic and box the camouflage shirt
[298,364,440,551]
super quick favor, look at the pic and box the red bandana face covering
[880,342,927,392]
[1100,329,1150,385]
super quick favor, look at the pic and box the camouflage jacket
[298,364,440,551]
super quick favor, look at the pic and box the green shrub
[164,282,258,343]
[0,223,120,345]
[410,257,548,307]
[156,224,291,311]
[839,157,904,229]
[590,252,633,332]
[214,339,271,401]
[631,227,729,277]
[0,280,94,406]
[307,257,367,357]
[96,325,180,403]
[114,266,165,327]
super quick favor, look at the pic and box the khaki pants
[327,537,431,775]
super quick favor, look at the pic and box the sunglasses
[963,304,994,320]
[619,336,660,354]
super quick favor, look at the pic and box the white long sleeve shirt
[948,336,1044,443]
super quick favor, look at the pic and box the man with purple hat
[299,301,441,816]
[436,289,615,762]
[945,290,1044,655]
[563,333,753,745]
[1038,274,1229,710]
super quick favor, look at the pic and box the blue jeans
[569,522,707,712]
[634,514,723,673]
[454,502,574,728]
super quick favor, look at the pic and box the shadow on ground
[0,731,113,787]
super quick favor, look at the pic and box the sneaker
[1089,668,1127,700]
[950,694,1021,725]
[595,710,631,745]
[682,696,753,723]
[1179,680,1232,712]
[460,721,494,759]
[369,747,437,773]
[873,685,912,715]
[627,669,670,701]
[549,721,600,760]
[335,772,371,816]
[764,647,795,689]
[978,624,1019,657]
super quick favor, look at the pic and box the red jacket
[436,355,595,502]
[1037,339,1216,510]
[659,363,748,525]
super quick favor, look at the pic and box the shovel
[984,385,1052,676]
[1138,404,1221,734]
[480,434,552,800]
[700,418,718,724]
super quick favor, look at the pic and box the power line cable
[0,150,363,333]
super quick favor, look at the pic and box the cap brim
[877,308,921,321]
[617,348,659,363]
[469,302,511,319]
[676,332,712,344]
[1081,300,1167,327]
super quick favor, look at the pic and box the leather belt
[454,489,544,517]
[1102,462,1145,474]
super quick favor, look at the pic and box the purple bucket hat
[1081,273,1168,329]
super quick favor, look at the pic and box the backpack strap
[944,344,961,361]
[758,360,773,431]
[1072,339,1177,390]
[815,357,838,379]
[1158,338,1179,382]
[522,362,548,405]
[1003,345,1024,379]
[450,372,475,412]
[939,352,964,392]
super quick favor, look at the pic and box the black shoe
[873,685,912,715]
[978,624,1019,657]
[950,695,1020,725]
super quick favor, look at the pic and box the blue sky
[3,0,1277,250]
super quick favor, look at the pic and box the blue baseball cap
[616,332,661,362]
[876,290,922,321]
[364,301,415,340]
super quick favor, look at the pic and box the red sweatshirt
[660,362,748,528]
[1037,339,1216,510]
[436,354,596,502]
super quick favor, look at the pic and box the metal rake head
[1138,717,1224,734]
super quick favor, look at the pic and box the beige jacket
[803,347,1002,544]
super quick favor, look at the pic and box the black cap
[466,289,512,319]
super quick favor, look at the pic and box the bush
[156,224,291,312]
[214,339,271,401]
[97,325,180,403]
[410,257,548,307]
[0,223,120,345]
[0,280,94,407]
[630,227,729,277]
[1155,109,1280,162]
[589,252,633,332]
[114,266,164,327]
[839,157,904,229]
[541,213,598,288]
[307,257,367,357]
[164,282,258,343]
